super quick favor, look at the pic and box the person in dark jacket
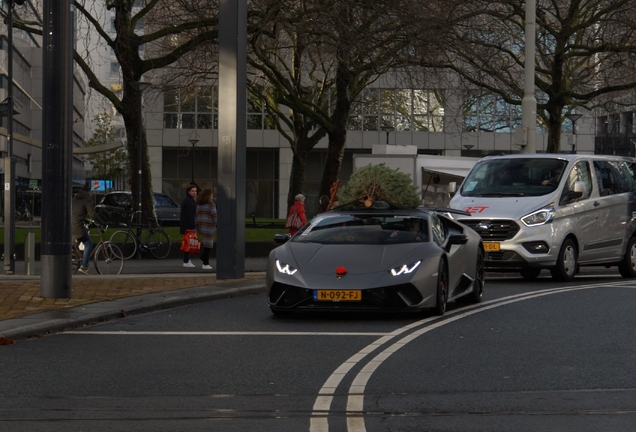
[195,188,217,270]
[72,184,95,274]
[180,184,198,268]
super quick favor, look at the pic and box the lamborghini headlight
[521,206,555,227]
[390,260,421,276]
[276,260,298,275]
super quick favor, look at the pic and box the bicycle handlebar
[85,220,108,232]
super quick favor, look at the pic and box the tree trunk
[287,148,310,211]
[123,96,155,225]
[319,62,351,197]
[545,102,563,154]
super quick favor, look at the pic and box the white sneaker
[202,264,213,270]
[183,261,195,268]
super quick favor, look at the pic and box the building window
[163,86,216,129]
[349,88,445,132]
[246,94,277,130]
[161,148,279,218]
[0,117,31,137]
[463,92,521,133]
[0,74,31,108]
[162,86,214,129]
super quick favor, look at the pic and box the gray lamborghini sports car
[266,204,485,315]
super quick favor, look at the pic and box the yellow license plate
[484,242,500,251]
[314,290,362,301]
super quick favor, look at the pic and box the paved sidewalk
[0,258,267,342]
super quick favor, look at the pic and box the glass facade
[349,88,445,132]
[462,92,522,133]
[163,86,217,130]
[161,147,279,218]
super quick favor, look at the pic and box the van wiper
[476,192,526,197]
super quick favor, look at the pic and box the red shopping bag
[180,230,201,254]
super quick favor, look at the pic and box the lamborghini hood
[284,242,438,274]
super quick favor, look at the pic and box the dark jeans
[183,252,190,263]
[200,247,211,265]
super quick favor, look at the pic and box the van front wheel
[550,239,577,282]
[618,236,636,278]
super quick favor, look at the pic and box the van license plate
[483,242,500,251]
[314,290,362,301]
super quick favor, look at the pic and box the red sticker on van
[465,206,489,214]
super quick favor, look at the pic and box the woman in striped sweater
[195,189,217,270]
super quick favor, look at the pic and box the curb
[0,279,266,341]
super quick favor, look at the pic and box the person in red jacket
[286,194,307,236]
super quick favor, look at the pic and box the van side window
[615,161,635,192]
[561,161,592,204]
[593,161,625,196]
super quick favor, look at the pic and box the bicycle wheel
[146,229,172,259]
[109,230,137,260]
[94,242,124,275]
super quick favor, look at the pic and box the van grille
[459,219,520,241]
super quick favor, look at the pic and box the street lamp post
[521,0,537,153]
[566,113,582,154]
[381,125,395,144]
[129,82,151,228]
[188,139,199,184]
[2,0,24,274]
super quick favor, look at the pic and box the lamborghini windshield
[461,158,568,197]
[293,214,429,245]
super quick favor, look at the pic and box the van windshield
[460,158,568,197]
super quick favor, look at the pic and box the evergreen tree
[338,164,420,208]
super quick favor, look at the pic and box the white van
[449,154,636,281]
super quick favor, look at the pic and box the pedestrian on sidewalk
[286,194,307,236]
[180,184,198,268]
[72,183,95,274]
[195,188,217,270]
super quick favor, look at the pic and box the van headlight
[521,207,555,226]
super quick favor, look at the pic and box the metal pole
[566,113,582,155]
[137,98,142,226]
[521,0,537,154]
[130,82,150,227]
[3,0,17,274]
[188,139,198,183]
[41,0,73,297]
[217,0,247,279]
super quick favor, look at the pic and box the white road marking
[308,280,635,432]
[63,331,390,336]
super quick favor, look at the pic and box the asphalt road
[2,274,636,431]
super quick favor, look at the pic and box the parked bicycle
[109,211,172,259]
[72,221,125,275]
[15,208,33,222]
